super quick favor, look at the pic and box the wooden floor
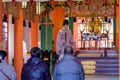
[85,75,118,80]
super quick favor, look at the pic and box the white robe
[56,28,75,55]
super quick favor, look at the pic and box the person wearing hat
[21,47,51,80]
[56,19,75,61]
[0,50,17,80]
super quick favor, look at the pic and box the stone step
[96,65,118,68]
[95,72,118,75]
[96,70,118,73]
[78,56,118,75]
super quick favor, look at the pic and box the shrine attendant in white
[56,19,75,60]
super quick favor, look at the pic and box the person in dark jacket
[53,46,85,80]
[21,47,51,80]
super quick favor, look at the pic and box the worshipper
[53,46,84,80]
[21,47,51,80]
[56,19,75,60]
[0,50,17,80]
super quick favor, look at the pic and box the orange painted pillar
[119,0,120,79]
[73,22,78,50]
[14,9,23,80]
[0,1,2,41]
[51,7,65,52]
[30,15,38,49]
[116,5,119,49]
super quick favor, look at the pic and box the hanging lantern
[104,22,111,33]
[36,2,41,15]
[12,17,14,24]
[3,15,7,22]
[77,18,86,33]
[78,23,85,33]
[104,18,111,33]
[21,1,27,9]
[23,20,26,27]
[29,22,31,28]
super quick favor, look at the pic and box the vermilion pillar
[51,7,65,52]
[0,1,2,41]
[119,0,120,79]
[73,22,78,49]
[14,8,23,80]
[30,15,38,49]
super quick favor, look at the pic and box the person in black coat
[21,47,51,80]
